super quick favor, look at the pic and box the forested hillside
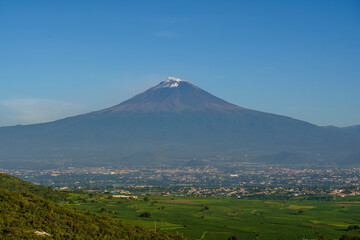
[0,173,188,239]
[0,173,68,202]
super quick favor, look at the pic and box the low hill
[0,189,188,240]
[0,173,188,239]
[0,173,68,202]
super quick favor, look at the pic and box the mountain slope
[343,125,360,134]
[0,77,359,168]
[98,77,244,113]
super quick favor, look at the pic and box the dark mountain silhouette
[0,77,359,169]
[342,125,360,134]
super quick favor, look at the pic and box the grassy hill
[0,173,68,202]
[0,173,188,240]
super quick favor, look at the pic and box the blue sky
[0,0,359,127]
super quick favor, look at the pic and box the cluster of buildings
[1,166,359,195]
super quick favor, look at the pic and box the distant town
[2,166,359,198]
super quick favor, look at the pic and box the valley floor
[68,194,360,240]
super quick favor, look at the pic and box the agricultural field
[68,194,360,240]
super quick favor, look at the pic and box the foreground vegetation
[0,173,69,202]
[68,193,360,240]
[0,174,187,239]
[1,172,359,239]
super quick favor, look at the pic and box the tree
[228,236,239,240]
[139,212,152,218]
[347,225,360,231]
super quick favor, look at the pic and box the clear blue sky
[0,0,359,127]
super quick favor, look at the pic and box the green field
[68,194,360,240]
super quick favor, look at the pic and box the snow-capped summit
[167,76,183,82]
[159,77,185,88]
[99,77,243,113]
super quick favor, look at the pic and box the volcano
[98,77,244,113]
[0,77,359,169]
